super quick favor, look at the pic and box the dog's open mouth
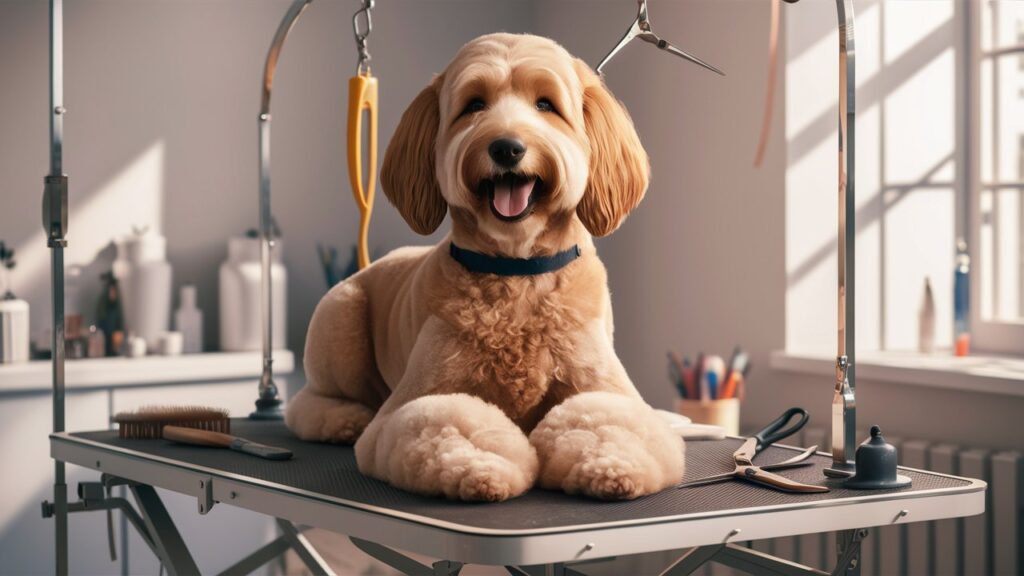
[479,173,541,222]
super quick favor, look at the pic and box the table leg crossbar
[660,529,868,576]
[43,476,337,575]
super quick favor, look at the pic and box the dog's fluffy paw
[529,392,684,500]
[355,394,538,502]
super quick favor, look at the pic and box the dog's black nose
[488,138,526,168]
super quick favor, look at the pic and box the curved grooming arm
[831,0,857,475]
[253,0,314,420]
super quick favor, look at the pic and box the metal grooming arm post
[42,0,70,572]
[830,0,857,478]
[252,0,314,420]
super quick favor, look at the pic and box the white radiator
[735,429,1023,576]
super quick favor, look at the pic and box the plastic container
[113,230,173,350]
[954,239,970,356]
[676,398,740,436]
[0,297,30,364]
[174,285,204,354]
[219,237,287,352]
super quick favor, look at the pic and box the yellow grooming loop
[348,0,377,270]
[348,71,377,270]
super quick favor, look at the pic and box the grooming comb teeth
[113,405,230,439]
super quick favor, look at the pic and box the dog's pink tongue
[493,178,535,218]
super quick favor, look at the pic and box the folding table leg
[215,537,291,576]
[831,529,866,576]
[129,484,200,576]
[350,536,433,575]
[713,544,827,576]
[433,559,464,575]
[660,545,725,576]
[277,519,336,576]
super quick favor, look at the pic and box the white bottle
[219,236,287,352]
[113,229,173,350]
[174,285,203,354]
[918,277,935,354]
[0,297,29,364]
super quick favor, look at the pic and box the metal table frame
[49,433,985,576]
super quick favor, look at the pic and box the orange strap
[347,71,378,269]
[754,0,781,168]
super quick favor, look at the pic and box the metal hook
[596,0,724,76]
[353,0,374,75]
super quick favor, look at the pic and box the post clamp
[42,174,68,246]
[197,476,214,515]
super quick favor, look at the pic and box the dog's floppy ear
[574,61,650,237]
[381,78,447,235]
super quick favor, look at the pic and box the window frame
[968,0,1024,354]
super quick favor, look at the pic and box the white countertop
[0,350,295,393]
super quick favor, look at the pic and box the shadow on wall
[0,1,534,359]
[10,141,165,342]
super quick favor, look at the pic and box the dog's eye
[461,98,486,116]
[536,98,556,113]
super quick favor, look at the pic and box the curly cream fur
[286,33,682,502]
[355,394,538,501]
[529,392,685,499]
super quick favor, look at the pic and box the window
[972,0,1024,353]
[785,0,961,357]
[785,0,1024,358]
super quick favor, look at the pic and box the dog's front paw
[355,394,539,502]
[530,392,684,500]
[438,436,524,502]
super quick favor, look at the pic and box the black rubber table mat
[70,420,972,532]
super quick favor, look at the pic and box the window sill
[770,349,1024,398]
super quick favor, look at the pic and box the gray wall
[533,0,789,415]
[0,0,786,410]
[0,0,532,354]
[4,0,1019,446]
[2,0,1020,455]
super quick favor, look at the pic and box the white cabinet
[0,352,295,575]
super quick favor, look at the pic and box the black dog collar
[449,243,581,276]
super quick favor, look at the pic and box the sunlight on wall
[15,141,166,339]
[785,0,956,356]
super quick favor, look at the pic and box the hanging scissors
[677,407,829,493]
[596,0,724,76]
[348,0,377,270]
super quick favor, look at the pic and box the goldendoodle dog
[286,33,683,502]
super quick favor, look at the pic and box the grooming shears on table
[677,407,830,493]
[595,0,724,76]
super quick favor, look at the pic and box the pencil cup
[676,398,740,436]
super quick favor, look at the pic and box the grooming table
[50,420,984,576]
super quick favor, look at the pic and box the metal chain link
[353,0,374,74]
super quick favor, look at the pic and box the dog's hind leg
[355,393,539,502]
[286,281,385,444]
[285,391,376,444]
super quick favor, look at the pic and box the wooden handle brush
[163,426,293,461]
[113,405,292,460]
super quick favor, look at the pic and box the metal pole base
[824,461,857,479]
[250,396,284,420]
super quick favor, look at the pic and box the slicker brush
[113,406,230,439]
